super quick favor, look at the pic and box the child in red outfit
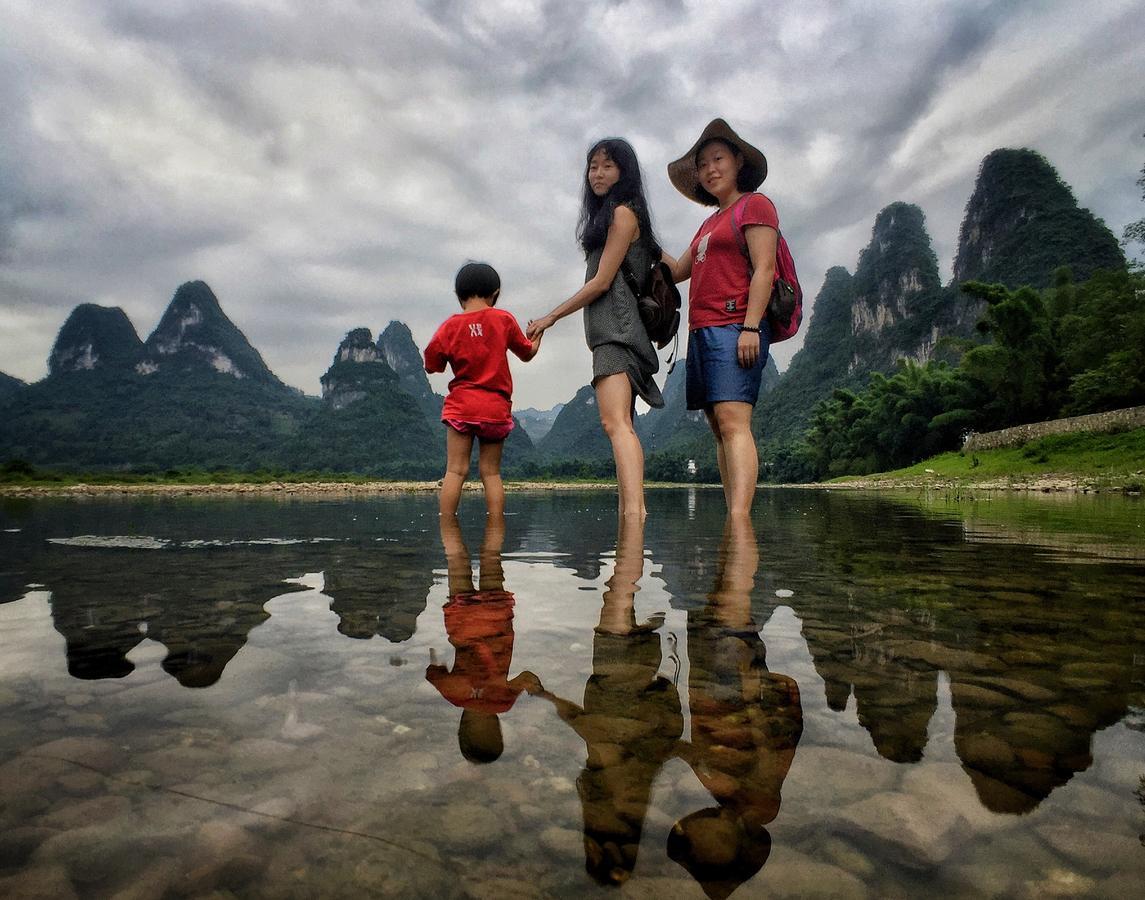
[424,262,541,516]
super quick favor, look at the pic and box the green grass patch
[832,427,1145,487]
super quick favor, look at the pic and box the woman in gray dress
[527,138,668,520]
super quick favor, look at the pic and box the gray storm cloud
[0,0,1142,408]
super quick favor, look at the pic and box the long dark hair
[576,138,660,257]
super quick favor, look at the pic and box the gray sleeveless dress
[582,240,665,409]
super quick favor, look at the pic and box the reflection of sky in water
[0,489,1143,896]
[46,536,347,549]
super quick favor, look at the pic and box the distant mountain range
[0,147,1125,478]
[0,282,438,476]
[514,405,564,442]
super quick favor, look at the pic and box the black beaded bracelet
[740,324,761,333]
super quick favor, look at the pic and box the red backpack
[731,194,803,343]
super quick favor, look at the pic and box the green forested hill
[755,266,857,445]
[0,365,446,477]
[848,202,948,371]
[378,320,445,423]
[287,389,440,478]
[639,364,707,453]
[0,367,310,471]
[2,283,309,471]
[800,268,1145,479]
[0,285,448,476]
[753,146,1128,480]
[536,384,613,462]
[50,304,144,374]
[140,281,284,386]
[954,149,1125,288]
[0,287,534,478]
[755,202,951,448]
[0,372,25,404]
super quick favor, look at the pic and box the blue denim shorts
[686,322,771,411]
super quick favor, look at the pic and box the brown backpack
[621,255,682,350]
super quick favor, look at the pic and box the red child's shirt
[687,192,779,330]
[424,307,533,423]
[424,591,522,715]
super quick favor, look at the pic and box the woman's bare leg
[595,373,646,520]
[597,514,647,634]
[704,409,730,499]
[709,401,758,518]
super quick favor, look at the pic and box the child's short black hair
[458,709,503,763]
[454,262,501,303]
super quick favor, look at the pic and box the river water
[1,488,1142,897]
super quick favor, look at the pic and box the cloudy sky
[2,0,1143,410]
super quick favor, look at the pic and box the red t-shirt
[687,192,779,330]
[424,307,533,423]
[424,591,521,714]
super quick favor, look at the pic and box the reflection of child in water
[425,516,540,763]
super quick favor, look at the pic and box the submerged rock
[0,864,79,900]
[834,791,964,869]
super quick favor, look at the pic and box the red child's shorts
[444,418,515,442]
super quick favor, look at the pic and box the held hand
[526,315,554,341]
[737,329,761,368]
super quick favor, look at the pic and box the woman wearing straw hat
[666,119,778,518]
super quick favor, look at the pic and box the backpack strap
[618,236,660,298]
[615,201,653,297]
[730,193,753,270]
[619,255,641,298]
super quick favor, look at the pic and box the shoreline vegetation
[2,429,1141,497]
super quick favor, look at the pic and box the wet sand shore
[0,480,649,498]
[0,475,1133,497]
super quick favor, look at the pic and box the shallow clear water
[1,488,1143,898]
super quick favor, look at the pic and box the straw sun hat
[668,118,767,206]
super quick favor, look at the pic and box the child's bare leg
[478,514,506,591]
[477,438,506,517]
[438,514,474,594]
[441,427,474,516]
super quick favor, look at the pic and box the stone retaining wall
[962,406,1145,452]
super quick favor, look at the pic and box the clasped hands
[526,314,555,341]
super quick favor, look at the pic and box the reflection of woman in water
[531,517,682,885]
[425,516,539,763]
[670,516,803,899]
